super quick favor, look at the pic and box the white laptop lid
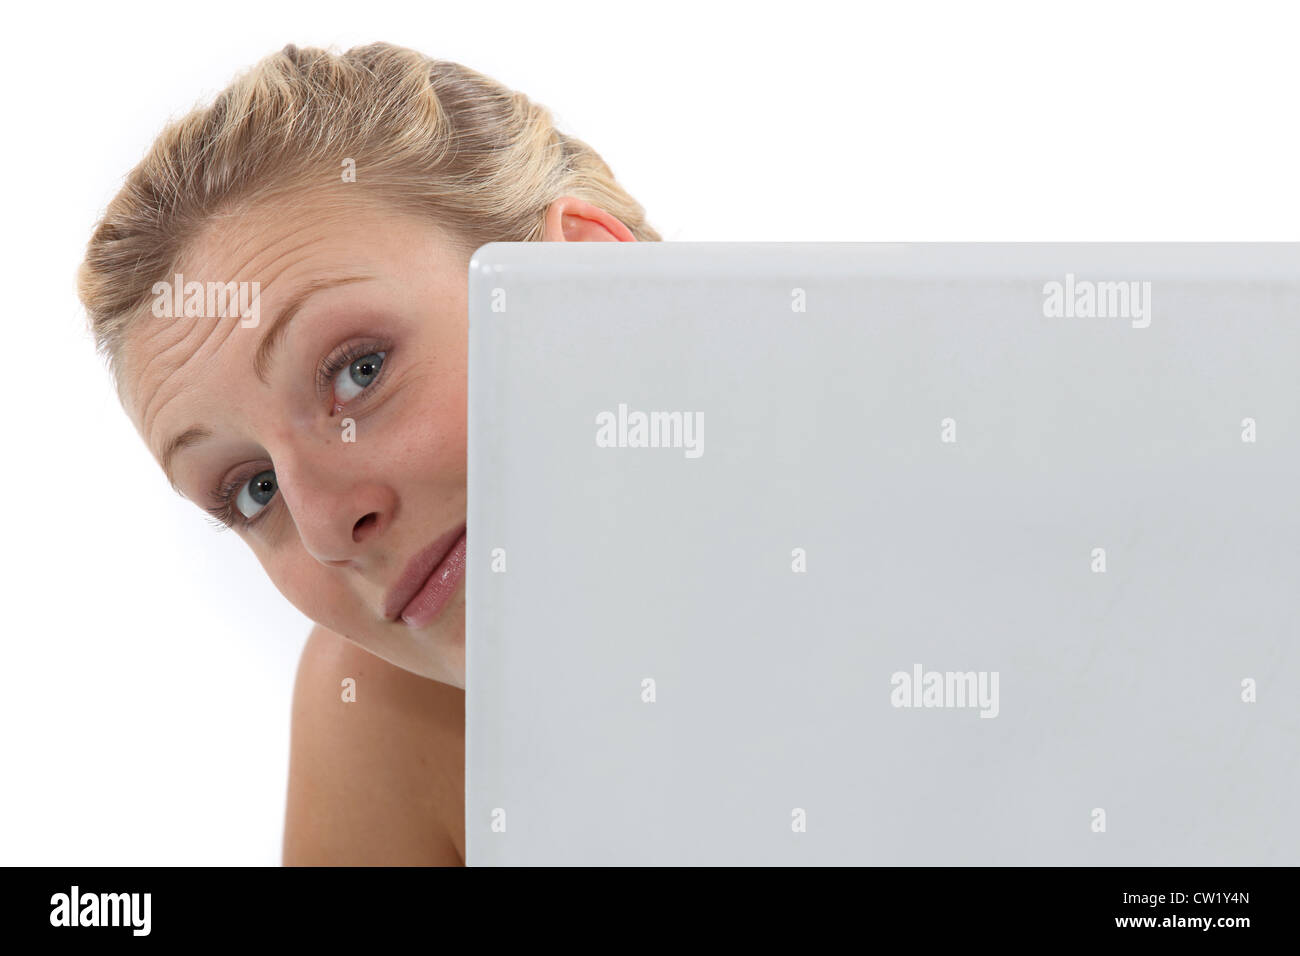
[466,243,1298,866]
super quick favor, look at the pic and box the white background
[1,0,1296,865]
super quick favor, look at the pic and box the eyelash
[317,338,391,406]
[204,471,266,532]
[205,338,392,530]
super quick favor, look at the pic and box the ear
[542,195,637,242]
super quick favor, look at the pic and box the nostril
[352,512,380,542]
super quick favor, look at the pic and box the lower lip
[399,530,467,628]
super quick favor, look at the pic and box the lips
[383,524,468,626]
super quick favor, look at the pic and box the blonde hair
[77,42,660,383]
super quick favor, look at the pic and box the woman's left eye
[333,351,385,403]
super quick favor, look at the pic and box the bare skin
[284,623,467,864]
[119,191,636,864]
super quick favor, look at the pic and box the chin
[431,599,467,686]
[410,594,466,687]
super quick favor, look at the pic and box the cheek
[254,547,351,623]
[391,359,467,483]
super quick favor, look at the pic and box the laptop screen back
[466,242,1298,865]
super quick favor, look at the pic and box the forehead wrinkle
[195,203,368,283]
[137,313,246,441]
[187,220,370,375]
[224,233,330,290]
[138,229,352,442]
[140,229,331,432]
[135,198,393,462]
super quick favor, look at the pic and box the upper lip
[382,523,467,621]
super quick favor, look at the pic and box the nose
[273,450,396,567]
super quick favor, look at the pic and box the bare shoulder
[282,624,465,866]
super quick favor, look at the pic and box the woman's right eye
[234,469,278,519]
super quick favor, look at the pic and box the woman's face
[121,194,478,686]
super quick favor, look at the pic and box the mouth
[383,524,468,627]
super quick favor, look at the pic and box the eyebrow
[157,272,374,491]
[252,273,374,385]
[161,425,212,492]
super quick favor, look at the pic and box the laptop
[466,242,1299,865]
